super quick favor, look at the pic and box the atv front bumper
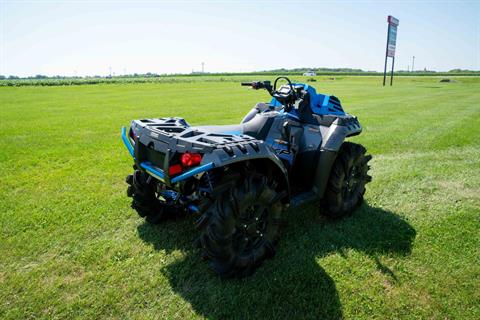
[121,127,214,185]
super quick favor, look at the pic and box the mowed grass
[1,76,479,319]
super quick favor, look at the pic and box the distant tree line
[1,68,479,81]
[264,67,367,73]
[0,68,478,87]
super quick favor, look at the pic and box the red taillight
[168,153,202,177]
[168,164,183,176]
[181,152,202,167]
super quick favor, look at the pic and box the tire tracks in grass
[403,98,480,151]
[352,86,476,154]
[368,146,480,222]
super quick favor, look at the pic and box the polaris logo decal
[274,148,291,155]
[274,148,293,164]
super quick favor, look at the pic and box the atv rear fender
[121,118,290,199]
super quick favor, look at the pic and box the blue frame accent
[121,127,135,158]
[171,162,215,183]
[140,160,215,184]
[140,161,166,182]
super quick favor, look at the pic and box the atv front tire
[126,170,182,224]
[197,171,285,278]
[323,142,372,218]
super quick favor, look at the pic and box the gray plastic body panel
[130,117,289,190]
[128,110,363,201]
[321,116,362,151]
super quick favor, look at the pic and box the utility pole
[109,66,112,77]
[412,56,415,72]
[201,62,204,73]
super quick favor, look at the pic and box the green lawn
[1,76,479,319]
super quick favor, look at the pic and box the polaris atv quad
[122,77,371,277]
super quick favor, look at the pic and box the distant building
[303,70,316,76]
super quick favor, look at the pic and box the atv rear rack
[121,116,272,186]
[123,117,286,188]
[130,117,261,154]
[122,126,215,184]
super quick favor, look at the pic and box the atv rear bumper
[121,126,215,185]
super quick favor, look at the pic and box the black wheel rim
[343,163,362,199]
[233,204,268,254]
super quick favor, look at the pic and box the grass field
[1,76,479,319]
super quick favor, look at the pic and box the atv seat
[196,111,275,141]
[195,124,244,136]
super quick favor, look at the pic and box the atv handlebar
[241,81,273,93]
[241,77,300,111]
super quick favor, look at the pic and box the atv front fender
[313,116,363,197]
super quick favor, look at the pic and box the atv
[122,77,371,277]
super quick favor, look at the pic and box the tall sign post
[383,15,399,86]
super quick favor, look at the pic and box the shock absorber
[186,170,217,215]
[199,170,216,195]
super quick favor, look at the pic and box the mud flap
[312,149,337,197]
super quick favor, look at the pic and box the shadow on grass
[137,203,415,319]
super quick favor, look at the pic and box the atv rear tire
[126,170,182,224]
[322,142,372,218]
[197,171,285,278]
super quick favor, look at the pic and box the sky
[0,0,479,77]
